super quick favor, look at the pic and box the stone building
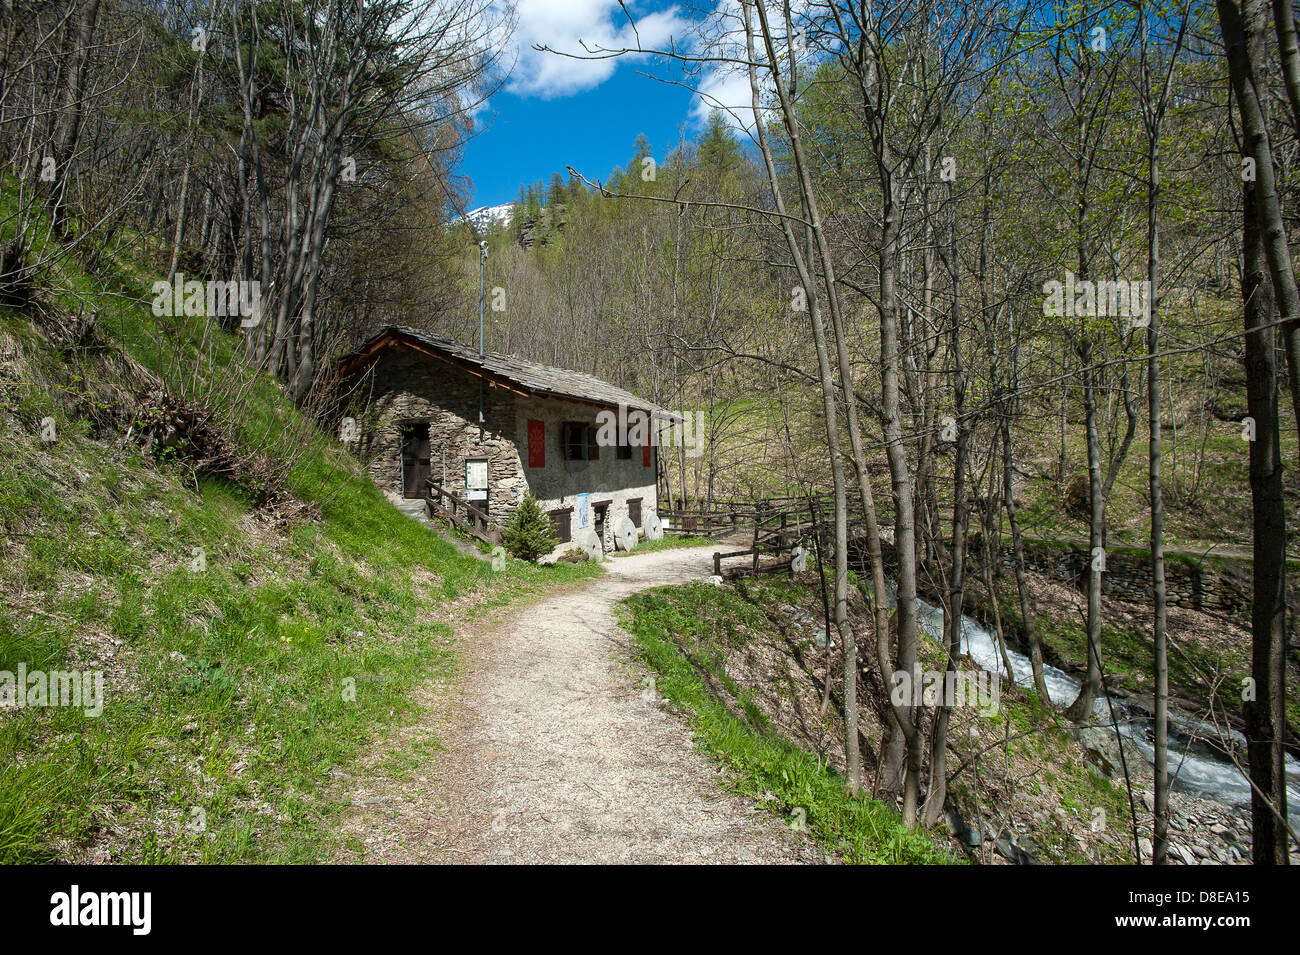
[338,326,672,556]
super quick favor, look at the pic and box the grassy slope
[0,225,597,863]
[620,577,1137,864]
[618,581,950,864]
[1015,426,1299,557]
[663,296,1293,552]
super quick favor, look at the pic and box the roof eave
[338,326,677,418]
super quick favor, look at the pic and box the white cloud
[688,0,823,135]
[691,61,760,132]
[475,0,803,139]
[506,0,690,99]
[686,0,761,132]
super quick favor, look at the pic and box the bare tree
[1216,0,1292,866]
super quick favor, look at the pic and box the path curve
[340,545,827,864]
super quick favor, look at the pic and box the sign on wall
[576,493,590,529]
[466,458,488,501]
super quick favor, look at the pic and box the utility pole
[479,239,488,358]
[478,239,488,428]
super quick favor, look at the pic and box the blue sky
[459,0,753,209]
[462,70,697,209]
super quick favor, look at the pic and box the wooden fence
[669,494,837,578]
[425,479,498,546]
[421,484,869,570]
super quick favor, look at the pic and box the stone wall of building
[352,347,658,553]
[355,349,525,518]
[515,394,658,552]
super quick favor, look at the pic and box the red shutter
[528,420,545,468]
[643,439,651,467]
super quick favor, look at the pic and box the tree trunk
[921,209,967,829]
[1218,0,1292,865]
[742,0,859,791]
[1066,332,1105,723]
[1001,412,1050,702]
[1222,0,1300,462]
[48,0,101,232]
[1141,5,1172,865]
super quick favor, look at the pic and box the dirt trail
[336,545,827,864]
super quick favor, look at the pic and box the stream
[911,595,1300,826]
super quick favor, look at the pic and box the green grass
[1013,415,1299,559]
[0,201,600,862]
[617,582,950,865]
[620,573,1144,864]
[951,683,1136,864]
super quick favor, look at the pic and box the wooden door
[402,424,431,498]
[550,508,572,543]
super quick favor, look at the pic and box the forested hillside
[449,112,1293,555]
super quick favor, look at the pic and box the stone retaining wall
[986,536,1297,630]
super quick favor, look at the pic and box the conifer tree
[501,494,558,561]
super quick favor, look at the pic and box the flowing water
[911,594,1300,825]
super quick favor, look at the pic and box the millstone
[614,515,638,552]
[643,511,664,541]
[574,526,603,562]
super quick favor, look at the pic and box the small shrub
[134,388,284,506]
[501,494,558,562]
[1064,473,1090,518]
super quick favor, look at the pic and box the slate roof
[340,325,678,419]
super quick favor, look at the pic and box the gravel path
[338,545,827,864]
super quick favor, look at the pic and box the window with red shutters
[527,419,545,468]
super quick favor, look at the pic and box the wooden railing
[425,479,498,545]
[661,507,749,536]
[704,496,825,577]
[661,493,835,537]
[700,493,889,578]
